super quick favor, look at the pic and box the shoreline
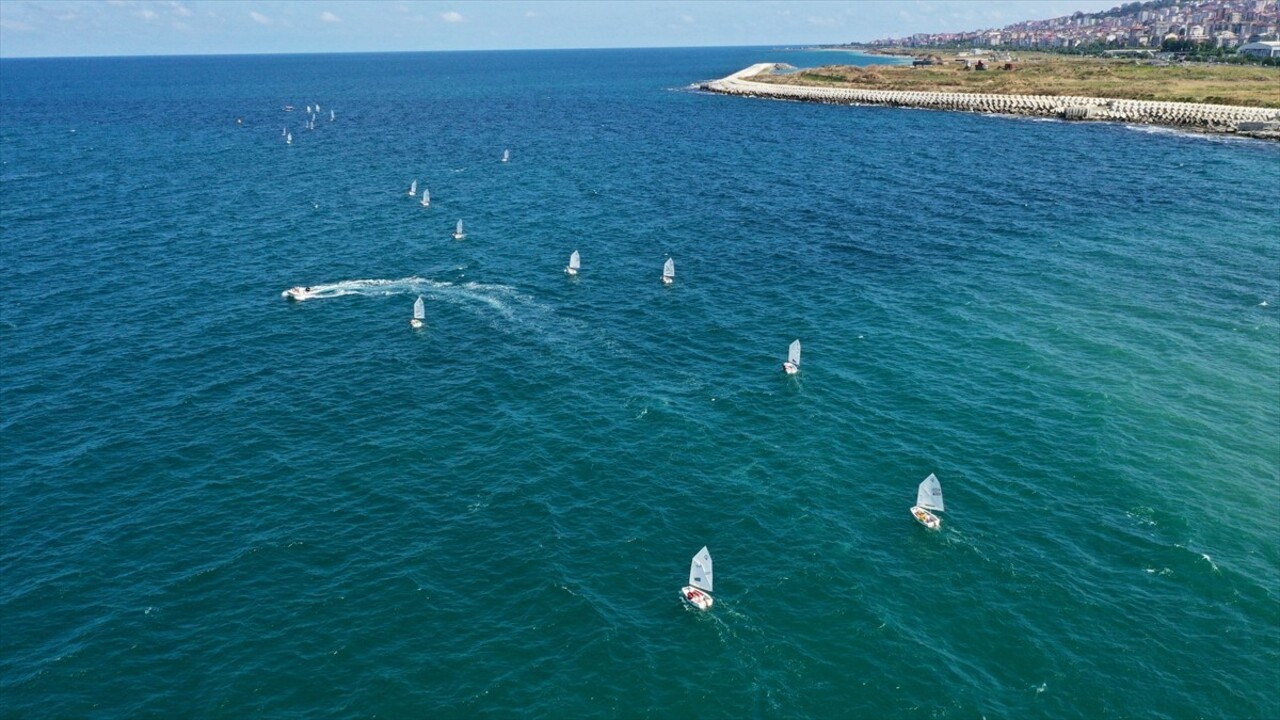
[701,64,1280,139]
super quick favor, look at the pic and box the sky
[0,0,1125,58]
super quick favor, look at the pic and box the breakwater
[702,63,1280,137]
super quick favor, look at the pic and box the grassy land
[754,52,1280,108]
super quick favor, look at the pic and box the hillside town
[867,0,1279,54]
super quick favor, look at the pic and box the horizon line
[0,42,878,62]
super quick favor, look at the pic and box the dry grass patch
[755,53,1280,108]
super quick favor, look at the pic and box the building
[1238,39,1280,56]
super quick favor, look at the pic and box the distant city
[867,0,1279,51]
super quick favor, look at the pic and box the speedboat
[282,286,314,301]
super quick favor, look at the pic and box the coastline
[701,64,1280,139]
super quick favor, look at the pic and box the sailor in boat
[912,507,940,530]
[684,587,711,608]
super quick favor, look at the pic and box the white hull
[282,286,314,301]
[911,505,941,530]
[453,232,465,240]
[782,361,798,375]
[410,318,423,329]
[661,276,673,285]
[681,586,713,610]
[565,267,578,276]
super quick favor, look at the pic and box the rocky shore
[702,64,1280,139]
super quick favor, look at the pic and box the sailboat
[407,179,417,197]
[286,131,292,145]
[410,295,425,329]
[782,339,801,375]
[565,250,580,276]
[661,257,675,286]
[501,149,510,163]
[330,109,335,122]
[420,187,430,208]
[681,546,714,610]
[911,473,945,530]
[453,219,466,240]
[282,127,287,137]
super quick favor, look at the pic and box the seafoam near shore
[703,63,1280,138]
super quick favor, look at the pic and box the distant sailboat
[282,127,287,137]
[453,219,465,240]
[408,179,417,197]
[315,103,321,112]
[306,105,312,113]
[410,295,425,329]
[681,547,714,610]
[911,473,945,530]
[782,339,801,375]
[661,257,675,285]
[501,148,510,163]
[565,250,580,276]
[286,131,293,145]
[330,109,335,122]
[420,187,430,208]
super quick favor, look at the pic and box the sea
[1,46,1277,719]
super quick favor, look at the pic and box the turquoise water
[2,47,1277,718]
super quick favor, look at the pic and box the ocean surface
[2,46,1278,719]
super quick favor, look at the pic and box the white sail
[306,105,312,113]
[916,473,944,512]
[689,547,713,593]
[330,109,335,121]
[408,179,417,196]
[663,257,675,279]
[286,132,292,144]
[282,126,287,137]
[502,149,510,162]
[315,103,321,112]
[568,250,580,270]
[413,295,425,321]
[787,339,801,368]
[421,188,430,207]
[456,219,464,235]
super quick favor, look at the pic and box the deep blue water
[2,46,1278,718]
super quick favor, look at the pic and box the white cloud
[136,8,159,20]
[169,2,193,17]
[680,14,694,24]
[524,10,537,17]
[250,10,271,25]
[320,11,340,23]
[441,10,463,23]
[0,18,35,31]
[807,15,838,26]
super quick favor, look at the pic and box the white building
[1239,40,1280,57]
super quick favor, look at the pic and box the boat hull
[681,586,713,610]
[565,267,578,276]
[911,505,941,530]
[282,286,313,301]
[661,276,673,285]
[782,362,798,375]
[410,318,423,329]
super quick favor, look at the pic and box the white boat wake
[282,276,435,301]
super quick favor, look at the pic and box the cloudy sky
[0,0,1122,58]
